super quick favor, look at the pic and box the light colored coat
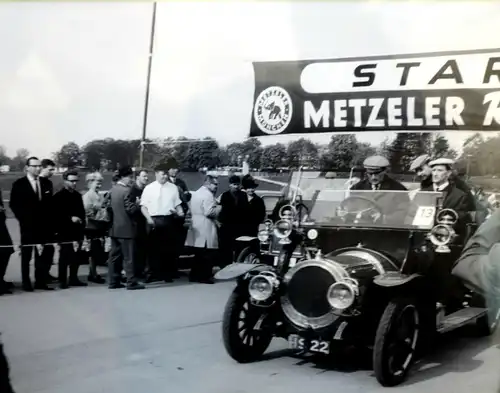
[185,185,221,249]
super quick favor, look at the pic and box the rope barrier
[0,237,111,254]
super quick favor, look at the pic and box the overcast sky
[1,1,499,158]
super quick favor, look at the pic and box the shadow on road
[261,326,499,386]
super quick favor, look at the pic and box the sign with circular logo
[253,86,293,135]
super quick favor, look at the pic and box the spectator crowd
[0,156,267,294]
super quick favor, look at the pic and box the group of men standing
[0,157,89,293]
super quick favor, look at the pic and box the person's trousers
[189,247,216,281]
[134,232,148,278]
[219,226,241,268]
[20,245,50,287]
[173,219,187,273]
[0,250,12,284]
[58,243,81,285]
[148,216,177,280]
[43,245,55,279]
[107,237,136,286]
[0,339,15,393]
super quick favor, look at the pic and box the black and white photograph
[0,1,499,393]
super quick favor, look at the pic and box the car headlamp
[326,281,356,310]
[257,230,270,242]
[429,224,454,253]
[273,219,292,243]
[248,273,277,302]
[307,229,318,240]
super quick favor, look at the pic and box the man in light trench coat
[185,175,222,284]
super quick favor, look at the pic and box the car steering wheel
[338,196,384,224]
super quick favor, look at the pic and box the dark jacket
[351,175,408,191]
[243,194,266,236]
[129,183,147,235]
[10,176,53,244]
[421,174,476,211]
[170,177,191,214]
[53,188,86,242]
[0,189,13,255]
[109,183,140,239]
[219,189,248,239]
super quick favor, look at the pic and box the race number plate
[288,334,330,354]
[412,206,436,227]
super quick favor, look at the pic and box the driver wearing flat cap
[350,155,407,191]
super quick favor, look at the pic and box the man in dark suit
[410,154,477,211]
[218,175,249,267]
[9,157,54,291]
[107,166,145,290]
[166,158,191,277]
[350,155,408,224]
[351,155,407,191]
[129,168,149,279]
[39,158,57,282]
[53,170,87,289]
[420,158,474,217]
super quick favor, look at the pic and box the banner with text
[249,48,500,137]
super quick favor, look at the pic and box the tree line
[0,132,490,175]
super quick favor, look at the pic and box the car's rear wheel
[373,298,420,387]
[222,290,274,363]
[237,247,260,264]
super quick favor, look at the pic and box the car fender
[214,263,270,281]
[373,271,424,288]
[235,236,258,242]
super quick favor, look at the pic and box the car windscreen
[305,189,442,230]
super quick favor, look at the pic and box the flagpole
[139,1,157,168]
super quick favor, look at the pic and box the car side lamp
[428,209,459,253]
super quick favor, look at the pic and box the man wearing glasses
[10,157,54,291]
[53,170,87,288]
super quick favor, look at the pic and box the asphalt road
[1,178,499,393]
[1,268,499,393]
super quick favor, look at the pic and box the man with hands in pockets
[140,163,184,283]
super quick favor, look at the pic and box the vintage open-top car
[215,180,500,387]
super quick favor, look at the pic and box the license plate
[288,334,330,354]
[273,257,297,267]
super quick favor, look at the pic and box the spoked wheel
[373,298,420,387]
[237,247,261,264]
[222,290,274,363]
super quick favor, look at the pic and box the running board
[437,307,487,334]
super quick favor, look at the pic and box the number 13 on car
[412,206,436,227]
[288,334,330,354]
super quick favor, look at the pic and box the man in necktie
[420,158,474,231]
[10,157,54,291]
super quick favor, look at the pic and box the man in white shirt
[140,163,184,283]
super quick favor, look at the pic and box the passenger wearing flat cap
[410,154,477,212]
[350,155,407,191]
[241,175,266,237]
[421,158,474,226]
[218,175,249,267]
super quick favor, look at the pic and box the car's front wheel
[236,246,261,264]
[373,298,421,387]
[222,290,274,363]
